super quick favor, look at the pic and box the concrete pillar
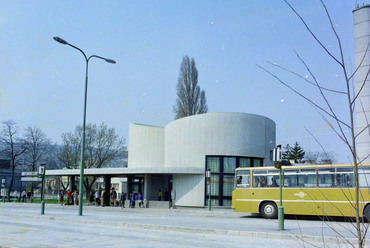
[353,5,370,163]
[70,176,75,191]
[127,175,132,194]
[103,175,111,206]
[143,174,151,207]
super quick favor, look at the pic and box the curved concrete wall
[164,112,276,168]
[128,123,165,168]
[353,5,370,163]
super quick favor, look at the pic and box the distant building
[0,159,22,194]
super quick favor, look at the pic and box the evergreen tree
[282,142,305,163]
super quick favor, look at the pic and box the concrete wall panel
[172,174,205,207]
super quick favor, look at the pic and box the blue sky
[0,1,367,163]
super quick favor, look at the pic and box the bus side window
[359,167,370,188]
[257,177,267,187]
[236,171,250,188]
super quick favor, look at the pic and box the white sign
[1,189,4,196]
[21,177,42,182]
[21,172,38,176]
[39,166,45,175]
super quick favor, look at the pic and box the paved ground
[0,203,368,247]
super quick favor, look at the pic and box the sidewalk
[0,202,368,247]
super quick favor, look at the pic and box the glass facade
[205,156,263,206]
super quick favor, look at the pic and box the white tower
[353,5,370,163]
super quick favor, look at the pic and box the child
[137,191,143,208]
[120,192,126,208]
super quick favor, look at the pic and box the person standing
[95,190,100,206]
[88,191,94,206]
[58,190,64,205]
[72,190,78,206]
[21,190,27,203]
[120,192,126,208]
[111,187,117,207]
[137,191,143,208]
[130,190,136,208]
[66,190,72,205]
[157,189,163,201]
[101,189,106,207]
[27,190,31,203]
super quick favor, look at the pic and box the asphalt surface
[0,203,368,247]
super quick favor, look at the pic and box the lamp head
[104,58,116,64]
[53,37,68,45]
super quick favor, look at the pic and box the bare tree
[257,1,369,247]
[23,126,53,193]
[173,55,208,119]
[58,122,126,197]
[0,120,26,201]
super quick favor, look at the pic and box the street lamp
[53,36,116,216]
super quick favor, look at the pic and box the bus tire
[261,202,278,219]
[364,205,370,222]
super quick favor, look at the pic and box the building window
[239,158,251,168]
[207,157,220,172]
[223,157,236,173]
[205,155,263,207]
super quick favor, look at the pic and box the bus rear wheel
[261,202,278,219]
[364,205,370,222]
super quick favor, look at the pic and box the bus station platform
[0,203,367,247]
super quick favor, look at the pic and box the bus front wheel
[364,205,370,222]
[261,202,278,219]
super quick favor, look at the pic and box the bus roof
[235,163,370,171]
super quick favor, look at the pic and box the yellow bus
[231,164,370,220]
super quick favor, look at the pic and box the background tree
[282,144,292,160]
[258,1,369,246]
[58,122,126,197]
[282,142,305,163]
[23,126,54,193]
[173,55,208,119]
[290,142,305,163]
[0,120,26,201]
[305,151,336,164]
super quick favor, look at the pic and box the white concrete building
[128,112,276,207]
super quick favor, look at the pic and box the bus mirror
[275,162,281,169]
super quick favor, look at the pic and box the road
[0,203,367,247]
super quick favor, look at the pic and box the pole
[2,179,5,203]
[208,177,211,211]
[278,165,284,230]
[207,170,211,211]
[78,60,89,216]
[40,165,46,215]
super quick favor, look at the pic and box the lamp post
[206,170,211,211]
[53,37,116,216]
[273,145,284,230]
[39,164,46,214]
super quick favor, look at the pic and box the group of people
[58,189,79,206]
[88,187,132,207]
[127,190,144,208]
[57,187,174,208]
[157,189,170,201]
[21,190,33,203]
